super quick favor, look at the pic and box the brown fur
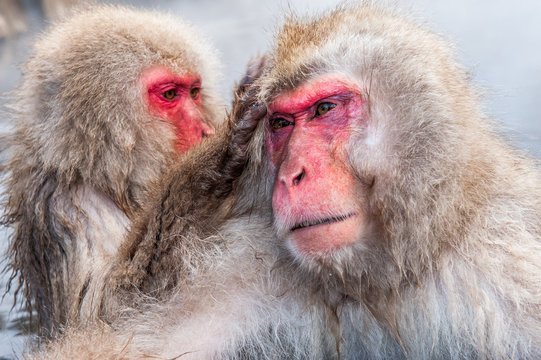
[25,3,541,359]
[1,4,224,335]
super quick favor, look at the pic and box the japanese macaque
[30,3,541,360]
[2,5,222,335]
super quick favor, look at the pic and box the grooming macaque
[29,3,541,360]
[2,5,222,335]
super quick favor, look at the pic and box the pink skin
[142,66,214,153]
[267,74,365,256]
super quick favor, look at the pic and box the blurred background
[0,0,539,357]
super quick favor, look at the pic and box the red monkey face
[266,74,366,257]
[142,66,215,153]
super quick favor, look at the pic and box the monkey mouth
[290,212,357,232]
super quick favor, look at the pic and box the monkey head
[242,5,492,296]
[13,5,224,213]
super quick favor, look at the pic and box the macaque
[30,3,541,360]
[2,5,223,335]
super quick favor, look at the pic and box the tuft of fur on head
[1,4,224,334]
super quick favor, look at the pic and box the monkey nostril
[292,168,305,186]
[201,130,207,138]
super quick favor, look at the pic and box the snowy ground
[0,0,539,357]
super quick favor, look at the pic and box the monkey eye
[271,117,293,130]
[162,89,177,100]
[190,87,200,99]
[315,102,337,117]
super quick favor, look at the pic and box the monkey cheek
[288,214,363,257]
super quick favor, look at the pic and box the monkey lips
[286,212,363,255]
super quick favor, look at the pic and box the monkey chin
[287,213,363,257]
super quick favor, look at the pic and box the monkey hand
[234,55,270,98]
[217,87,266,196]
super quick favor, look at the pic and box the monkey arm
[77,56,270,322]
[98,83,267,314]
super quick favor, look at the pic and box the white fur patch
[67,185,130,287]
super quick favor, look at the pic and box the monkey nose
[275,166,306,207]
[292,168,305,186]
[279,167,306,189]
